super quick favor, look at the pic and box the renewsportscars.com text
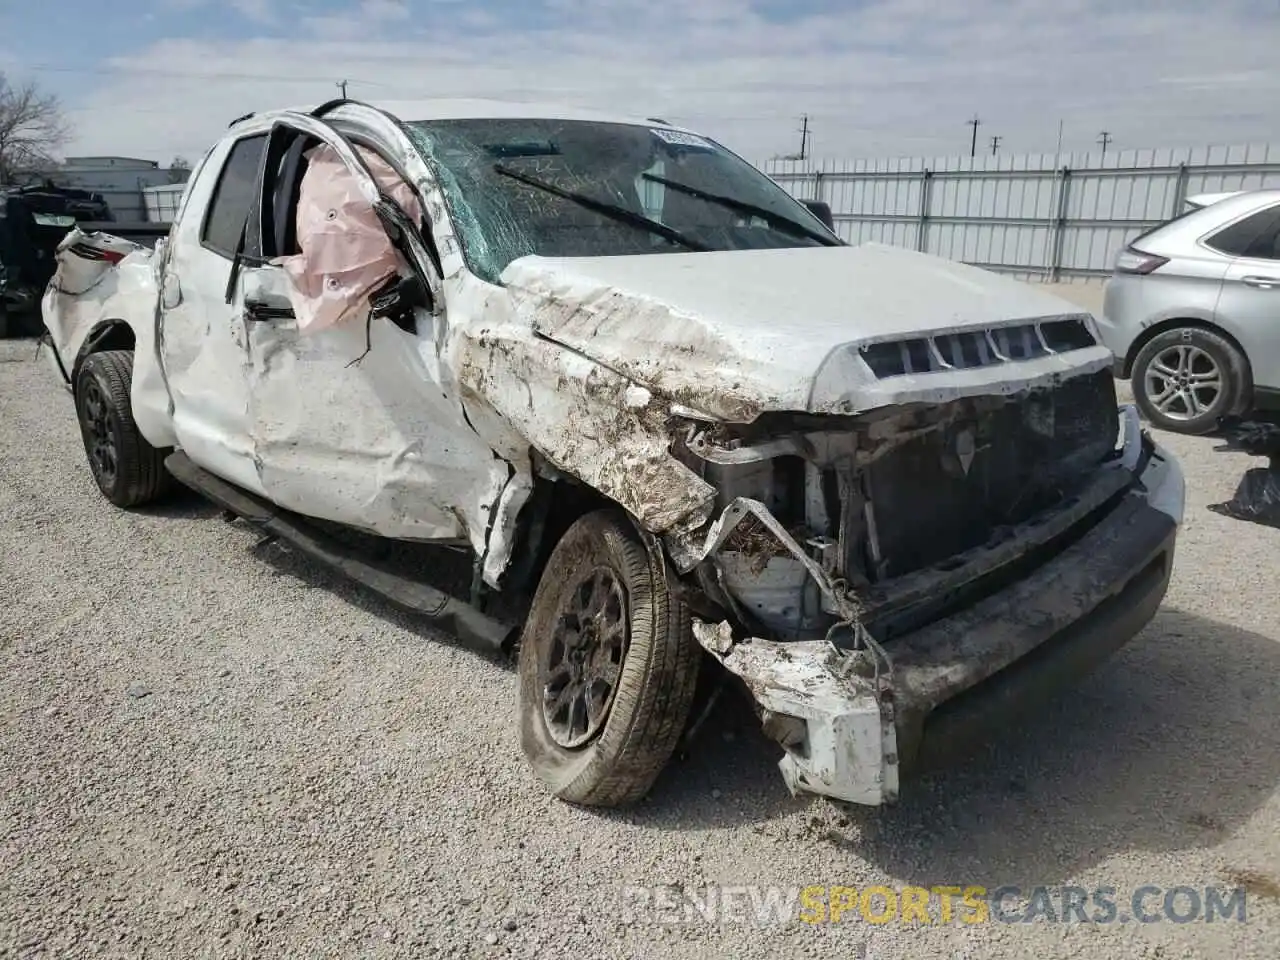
[619,884,1249,927]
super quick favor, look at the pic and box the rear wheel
[74,350,171,507]
[1131,327,1247,435]
[517,509,699,807]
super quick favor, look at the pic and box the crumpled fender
[41,228,174,447]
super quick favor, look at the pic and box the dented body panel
[41,99,1187,807]
[692,408,1185,804]
[512,245,1114,420]
[41,230,176,447]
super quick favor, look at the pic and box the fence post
[916,169,933,252]
[1049,166,1072,282]
[1171,162,1190,216]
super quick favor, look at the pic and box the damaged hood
[503,243,1112,421]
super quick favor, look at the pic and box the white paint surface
[41,101,1173,593]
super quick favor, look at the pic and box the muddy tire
[74,350,171,507]
[1131,327,1248,435]
[518,509,699,807]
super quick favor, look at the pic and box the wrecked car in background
[0,184,123,337]
[41,99,1186,808]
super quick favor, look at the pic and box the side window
[1205,206,1280,258]
[201,133,268,258]
[1243,216,1280,261]
[258,133,320,261]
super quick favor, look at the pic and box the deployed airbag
[273,143,423,333]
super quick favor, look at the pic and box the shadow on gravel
[134,485,223,520]
[618,608,1280,851]
[243,529,513,668]
[620,672,809,827]
[812,607,1280,885]
[148,500,1280,854]
[194,510,811,823]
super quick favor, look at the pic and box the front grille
[859,316,1097,379]
[858,368,1118,580]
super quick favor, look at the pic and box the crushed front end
[669,347,1185,806]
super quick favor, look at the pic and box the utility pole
[966,114,982,158]
[989,135,1002,155]
[337,79,349,98]
[798,115,810,161]
[1098,130,1112,157]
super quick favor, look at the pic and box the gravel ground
[3,331,1280,960]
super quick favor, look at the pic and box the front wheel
[517,509,700,807]
[1131,327,1248,435]
[74,350,171,507]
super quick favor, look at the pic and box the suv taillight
[1114,246,1169,275]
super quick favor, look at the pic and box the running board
[164,452,515,653]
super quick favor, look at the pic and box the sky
[3,0,1280,167]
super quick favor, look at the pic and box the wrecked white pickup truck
[42,99,1185,808]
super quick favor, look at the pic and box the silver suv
[1100,189,1280,434]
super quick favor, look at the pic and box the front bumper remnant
[694,407,1185,806]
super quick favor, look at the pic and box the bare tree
[167,155,191,184]
[0,74,70,184]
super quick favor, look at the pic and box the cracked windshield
[407,118,836,283]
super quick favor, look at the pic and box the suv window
[201,134,267,258]
[1244,215,1280,261]
[1204,205,1280,258]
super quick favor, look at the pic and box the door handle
[244,300,296,322]
[1241,275,1280,289]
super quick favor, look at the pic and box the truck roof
[242,98,679,131]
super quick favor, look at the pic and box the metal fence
[763,144,1280,282]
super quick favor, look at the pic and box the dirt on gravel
[2,335,1278,959]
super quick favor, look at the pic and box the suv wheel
[1131,327,1248,435]
[517,509,699,807]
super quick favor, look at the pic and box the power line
[966,113,981,158]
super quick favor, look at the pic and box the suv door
[1210,204,1280,393]
[236,114,510,544]
[160,131,272,494]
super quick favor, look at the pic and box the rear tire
[1131,327,1247,435]
[74,350,171,507]
[518,509,700,808]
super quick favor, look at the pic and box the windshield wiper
[640,173,842,247]
[493,164,707,253]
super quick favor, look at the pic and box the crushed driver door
[234,112,510,547]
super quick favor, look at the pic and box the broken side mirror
[802,199,835,232]
[369,272,431,333]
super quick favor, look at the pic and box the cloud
[47,0,1280,165]
[231,0,276,22]
[362,0,411,20]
